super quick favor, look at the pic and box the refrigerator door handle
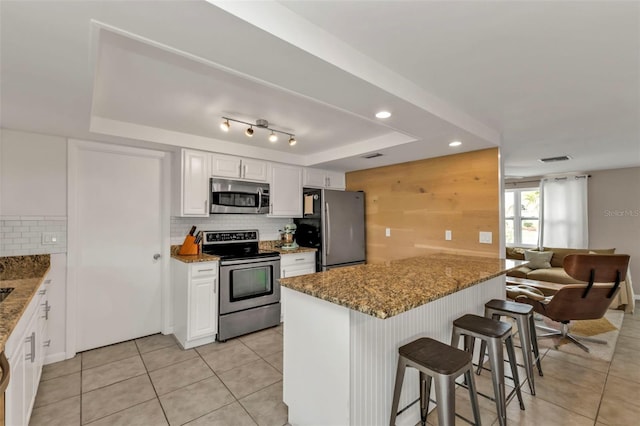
[325,202,331,255]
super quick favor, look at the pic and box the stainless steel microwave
[210,178,270,214]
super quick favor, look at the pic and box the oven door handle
[220,256,280,266]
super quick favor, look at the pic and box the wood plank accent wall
[346,148,500,263]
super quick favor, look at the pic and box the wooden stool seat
[485,299,533,315]
[399,338,472,375]
[390,337,481,426]
[453,314,512,338]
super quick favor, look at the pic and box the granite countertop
[0,255,51,353]
[280,253,527,319]
[259,240,317,255]
[170,245,220,263]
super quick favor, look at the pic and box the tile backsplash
[171,215,292,244]
[0,215,67,256]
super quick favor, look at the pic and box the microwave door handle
[257,188,263,213]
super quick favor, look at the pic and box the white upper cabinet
[270,164,302,217]
[176,149,210,217]
[211,154,268,182]
[303,168,346,190]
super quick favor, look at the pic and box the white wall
[588,167,640,294]
[0,128,68,256]
[0,128,67,216]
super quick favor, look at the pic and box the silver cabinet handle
[295,258,306,261]
[43,339,51,348]
[41,301,51,320]
[25,332,35,363]
[282,269,286,278]
[197,268,214,272]
[153,253,161,260]
[243,164,248,178]
[213,277,217,294]
[0,351,10,393]
[44,279,52,284]
[38,289,47,296]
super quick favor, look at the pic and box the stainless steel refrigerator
[294,188,366,271]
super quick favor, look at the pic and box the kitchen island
[279,253,526,426]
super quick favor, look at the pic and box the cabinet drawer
[280,252,315,268]
[189,263,218,279]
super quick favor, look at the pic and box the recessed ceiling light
[449,141,462,147]
[375,111,391,119]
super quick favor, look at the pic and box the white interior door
[70,141,165,352]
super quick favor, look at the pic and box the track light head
[288,136,297,146]
[220,119,230,132]
[269,131,278,143]
[245,126,254,137]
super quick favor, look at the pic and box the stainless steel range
[201,230,280,341]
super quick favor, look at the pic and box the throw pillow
[524,250,553,270]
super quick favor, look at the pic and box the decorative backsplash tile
[171,215,292,245]
[0,216,67,256]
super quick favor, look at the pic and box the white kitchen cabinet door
[211,154,268,182]
[325,170,346,190]
[270,164,302,217]
[280,252,316,322]
[188,276,217,340]
[182,149,210,216]
[303,168,327,188]
[303,168,345,190]
[211,154,242,178]
[5,334,26,426]
[242,158,269,181]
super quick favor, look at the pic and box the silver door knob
[153,254,161,260]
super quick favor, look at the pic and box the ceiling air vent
[362,153,383,159]
[539,155,571,163]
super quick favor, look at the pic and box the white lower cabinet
[172,259,219,349]
[5,279,49,426]
[280,252,316,322]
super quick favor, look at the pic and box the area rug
[533,309,624,362]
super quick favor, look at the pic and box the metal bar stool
[477,299,543,395]
[389,337,482,426]
[451,314,525,426]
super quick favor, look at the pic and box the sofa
[506,246,635,313]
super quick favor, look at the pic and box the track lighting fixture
[220,116,296,146]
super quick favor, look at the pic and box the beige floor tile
[135,333,177,354]
[619,318,640,338]
[194,338,241,357]
[615,334,640,351]
[200,341,260,373]
[82,374,157,424]
[41,355,81,381]
[149,357,214,395]
[427,385,498,426]
[542,347,611,373]
[239,330,283,358]
[141,344,198,371]
[159,376,235,426]
[598,374,640,420]
[609,344,640,383]
[82,355,147,393]
[82,341,139,370]
[597,396,640,425]
[273,323,283,335]
[239,381,288,426]
[533,374,603,419]
[29,395,80,426]
[33,372,81,408]
[218,359,282,399]
[504,391,594,426]
[85,399,168,426]
[185,401,257,426]
[263,351,283,373]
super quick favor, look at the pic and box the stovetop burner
[201,230,279,261]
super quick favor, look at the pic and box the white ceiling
[1,1,638,176]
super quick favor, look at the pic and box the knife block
[179,235,199,255]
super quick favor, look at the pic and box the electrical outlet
[445,230,452,241]
[479,231,493,244]
[385,228,391,237]
[42,232,58,245]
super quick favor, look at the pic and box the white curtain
[540,175,589,248]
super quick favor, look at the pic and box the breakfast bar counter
[279,253,526,426]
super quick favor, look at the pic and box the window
[505,188,540,246]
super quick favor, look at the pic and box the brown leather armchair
[514,254,630,352]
